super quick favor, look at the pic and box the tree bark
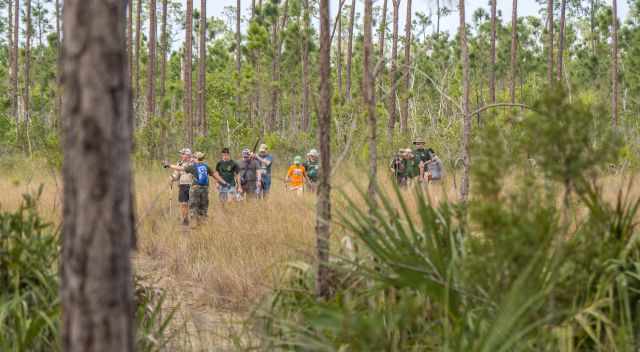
[363,0,377,201]
[24,0,31,125]
[302,0,311,131]
[135,0,142,112]
[12,0,19,127]
[316,0,332,300]
[160,0,168,118]
[459,0,471,202]
[185,0,194,145]
[147,0,157,123]
[386,0,401,137]
[378,0,387,60]
[54,0,62,128]
[128,0,133,90]
[268,0,288,131]
[399,0,411,133]
[435,0,440,36]
[547,0,554,85]
[235,0,241,122]
[336,5,342,97]
[489,0,497,103]
[61,1,136,351]
[345,0,356,99]
[611,0,618,127]
[557,0,566,82]
[198,0,207,135]
[509,0,517,104]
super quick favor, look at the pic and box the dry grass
[2,160,635,349]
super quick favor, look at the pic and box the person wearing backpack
[237,148,262,200]
[165,152,221,224]
[303,149,320,192]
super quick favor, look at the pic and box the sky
[207,0,632,35]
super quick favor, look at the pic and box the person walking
[214,147,241,202]
[165,148,193,225]
[165,152,219,225]
[255,144,274,196]
[237,148,262,200]
[413,138,435,182]
[286,156,307,196]
[390,149,409,187]
[303,149,320,192]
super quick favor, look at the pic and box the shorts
[288,185,304,196]
[190,186,209,217]
[219,184,237,201]
[178,185,190,203]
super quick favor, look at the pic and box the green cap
[294,156,302,164]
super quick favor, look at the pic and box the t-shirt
[258,154,273,177]
[173,160,194,185]
[287,164,306,188]
[215,160,239,186]
[184,163,213,186]
[413,148,433,164]
[406,158,420,178]
[237,159,260,184]
[303,160,320,182]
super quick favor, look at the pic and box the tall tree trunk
[24,0,31,125]
[147,0,157,123]
[61,0,135,350]
[489,0,496,103]
[235,0,241,121]
[160,0,168,118]
[316,0,332,300]
[128,0,133,89]
[185,0,193,145]
[336,6,342,97]
[54,0,62,128]
[386,0,400,137]
[378,0,387,62]
[363,0,377,201]
[509,0,517,104]
[435,0,440,36]
[459,0,471,202]
[557,0,566,82]
[547,0,554,85]
[135,0,142,114]
[302,0,310,130]
[345,0,355,99]
[12,0,19,127]
[198,0,207,135]
[399,0,412,133]
[7,0,13,123]
[611,0,618,127]
[268,0,288,131]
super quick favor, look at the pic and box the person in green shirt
[215,147,241,202]
[404,149,420,184]
[390,149,409,187]
[303,149,321,192]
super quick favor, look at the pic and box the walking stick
[169,183,174,217]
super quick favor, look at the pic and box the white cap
[179,148,192,155]
[308,149,319,157]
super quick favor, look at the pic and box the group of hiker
[163,144,321,226]
[389,138,443,187]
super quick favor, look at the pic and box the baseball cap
[179,148,192,155]
[294,156,303,164]
[307,148,319,157]
[242,148,251,157]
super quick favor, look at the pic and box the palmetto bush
[249,93,640,351]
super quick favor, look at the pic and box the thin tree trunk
[459,0,471,202]
[611,0,618,127]
[436,0,440,36]
[547,0,554,85]
[198,0,207,135]
[135,0,142,114]
[509,0,517,104]
[160,0,168,118]
[316,0,332,300]
[345,0,355,99]
[387,0,400,137]
[12,0,19,127]
[61,0,135,350]
[128,0,133,89]
[302,0,311,130]
[378,0,387,62]
[24,0,31,125]
[489,0,497,103]
[185,0,193,145]
[236,0,241,121]
[557,0,566,82]
[54,0,62,128]
[147,0,157,123]
[268,0,288,131]
[364,0,377,201]
[336,6,342,97]
[399,0,411,133]
[7,0,13,123]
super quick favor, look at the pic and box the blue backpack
[193,163,209,186]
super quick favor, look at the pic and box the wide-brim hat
[412,138,425,145]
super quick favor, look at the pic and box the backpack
[194,163,209,186]
[307,163,319,181]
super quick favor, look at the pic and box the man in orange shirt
[286,156,307,196]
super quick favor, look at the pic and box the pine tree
[185,0,194,145]
[147,0,157,123]
[460,0,471,201]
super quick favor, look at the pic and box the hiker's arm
[213,171,228,185]
[255,155,272,166]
